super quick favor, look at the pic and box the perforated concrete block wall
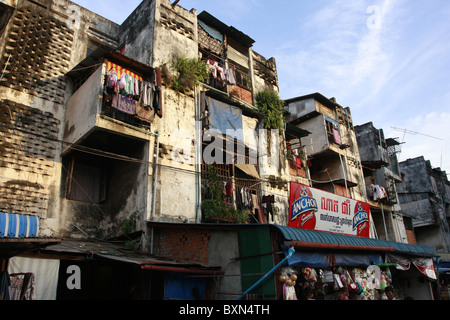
[0,100,60,217]
[0,7,74,105]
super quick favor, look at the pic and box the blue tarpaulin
[281,244,384,268]
[288,251,330,268]
[333,253,383,267]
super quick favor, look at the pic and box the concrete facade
[0,0,298,241]
[285,94,366,201]
[355,122,408,243]
[0,0,120,239]
[0,0,443,302]
[396,156,450,252]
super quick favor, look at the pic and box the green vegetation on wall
[255,89,286,131]
[161,55,209,93]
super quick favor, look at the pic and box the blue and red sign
[289,182,370,238]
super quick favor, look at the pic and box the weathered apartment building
[355,122,408,244]
[0,0,294,240]
[396,156,450,253]
[0,0,439,301]
[0,0,309,299]
[284,94,377,235]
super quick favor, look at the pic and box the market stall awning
[274,225,438,257]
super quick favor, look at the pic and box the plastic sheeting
[288,251,330,268]
[207,97,244,140]
[8,257,60,300]
[333,253,383,267]
[198,20,224,42]
[282,245,383,268]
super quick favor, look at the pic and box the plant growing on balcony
[161,55,209,93]
[256,89,286,157]
[202,165,248,224]
[255,89,286,130]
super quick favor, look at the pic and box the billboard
[289,182,371,238]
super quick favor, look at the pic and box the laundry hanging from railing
[104,60,160,124]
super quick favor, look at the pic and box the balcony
[64,48,158,153]
[201,163,264,224]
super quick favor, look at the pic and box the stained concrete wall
[153,0,198,66]
[63,64,104,147]
[397,157,432,194]
[0,0,120,238]
[0,0,291,241]
[119,0,156,66]
[355,122,389,166]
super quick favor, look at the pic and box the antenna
[392,127,443,142]
[392,127,445,169]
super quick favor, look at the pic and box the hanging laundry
[262,195,275,221]
[296,157,302,169]
[333,128,341,145]
[112,94,137,115]
[226,182,233,198]
[125,74,135,96]
[216,65,225,82]
[106,68,118,88]
[118,73,127,91]
[244,188,250,207]
[134,77,140,97]
[240,188,245,206]
[154,85,162,118]
[136,104,155,124]
[207,59,218,78]
[141,81,154,109]
[225,67,236,85]
[373,184,387,201]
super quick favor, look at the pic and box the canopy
[274,225,438,257]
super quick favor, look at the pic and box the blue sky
[73,0,450,175]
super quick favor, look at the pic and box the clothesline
[104,61,160,124]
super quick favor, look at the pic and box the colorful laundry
[112,94,137,115]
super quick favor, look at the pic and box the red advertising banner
[289,182,371,238]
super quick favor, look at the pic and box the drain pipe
[194,87,202,223]
[236,247,295,300]
[150,131,160,255]
[151,131,160,220]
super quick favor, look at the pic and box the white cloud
[277,0,401,102]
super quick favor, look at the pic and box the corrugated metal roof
[274,225,438,257]
[44,240,223,274]
[198,11,255,47]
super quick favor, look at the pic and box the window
[325,118,341,146]
[86,39,100,58]
[234,65,251,90]
[67,158,107,204]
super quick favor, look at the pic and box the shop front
[273,225,438,300]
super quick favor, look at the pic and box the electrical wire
[0,121,313,201]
